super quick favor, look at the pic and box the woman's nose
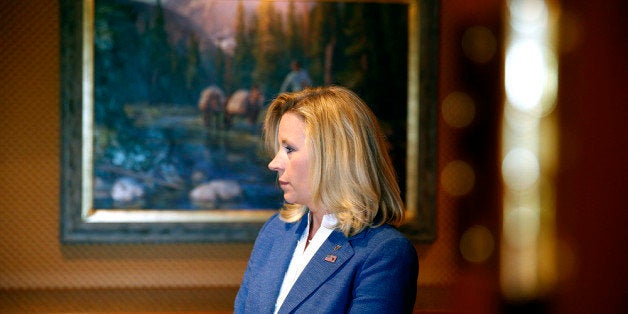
[268,153,283,171]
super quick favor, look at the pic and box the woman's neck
[306,209,326,247]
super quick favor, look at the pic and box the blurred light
[460,225,495,263]
[501,0,559,302]
[441,160,475,197]
[539,49,558,115]
[504,206,540,248]
[442,91,475,128]
[503,102,541,133]
[462,26,498,64]
[505,40,546,112]
[508,0,548,34]
[502,147,540,191]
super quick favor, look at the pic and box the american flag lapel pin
[325,245,341,262]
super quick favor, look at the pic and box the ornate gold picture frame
[60,0,438,243]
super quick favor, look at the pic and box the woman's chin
[282,196,300,206]
[281,193,292,203]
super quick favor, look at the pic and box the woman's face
[268,112,313,208]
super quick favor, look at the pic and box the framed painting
[60,0,438,243]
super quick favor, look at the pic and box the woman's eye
[284,145,295,153]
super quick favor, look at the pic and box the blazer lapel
[278,230,354,313]
[255,217,308,313]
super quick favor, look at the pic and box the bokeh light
[460,225,495,263]
[462,26,497,64]
[502,147,540,191]
[508,0,548,35]
[503,206,540,248]
[501,0,559,301]
[505,40,546,113]
[442,91,475,128]
[441,160,475,197]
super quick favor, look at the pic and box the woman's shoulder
[353,224,416,254]
[255,212,305,240]
[361,224,410,240]
[257,213,282,236]
[262,212,282,227]
[346,225,418,276]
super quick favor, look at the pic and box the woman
[235,86,418,313]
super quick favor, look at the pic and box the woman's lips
[278,180,288,186]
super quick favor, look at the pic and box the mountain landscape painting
[91,0,409,211]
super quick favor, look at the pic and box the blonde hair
[263,86,405,237]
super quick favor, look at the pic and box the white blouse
[274,213,337,313]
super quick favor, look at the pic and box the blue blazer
[235,213,419,313]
